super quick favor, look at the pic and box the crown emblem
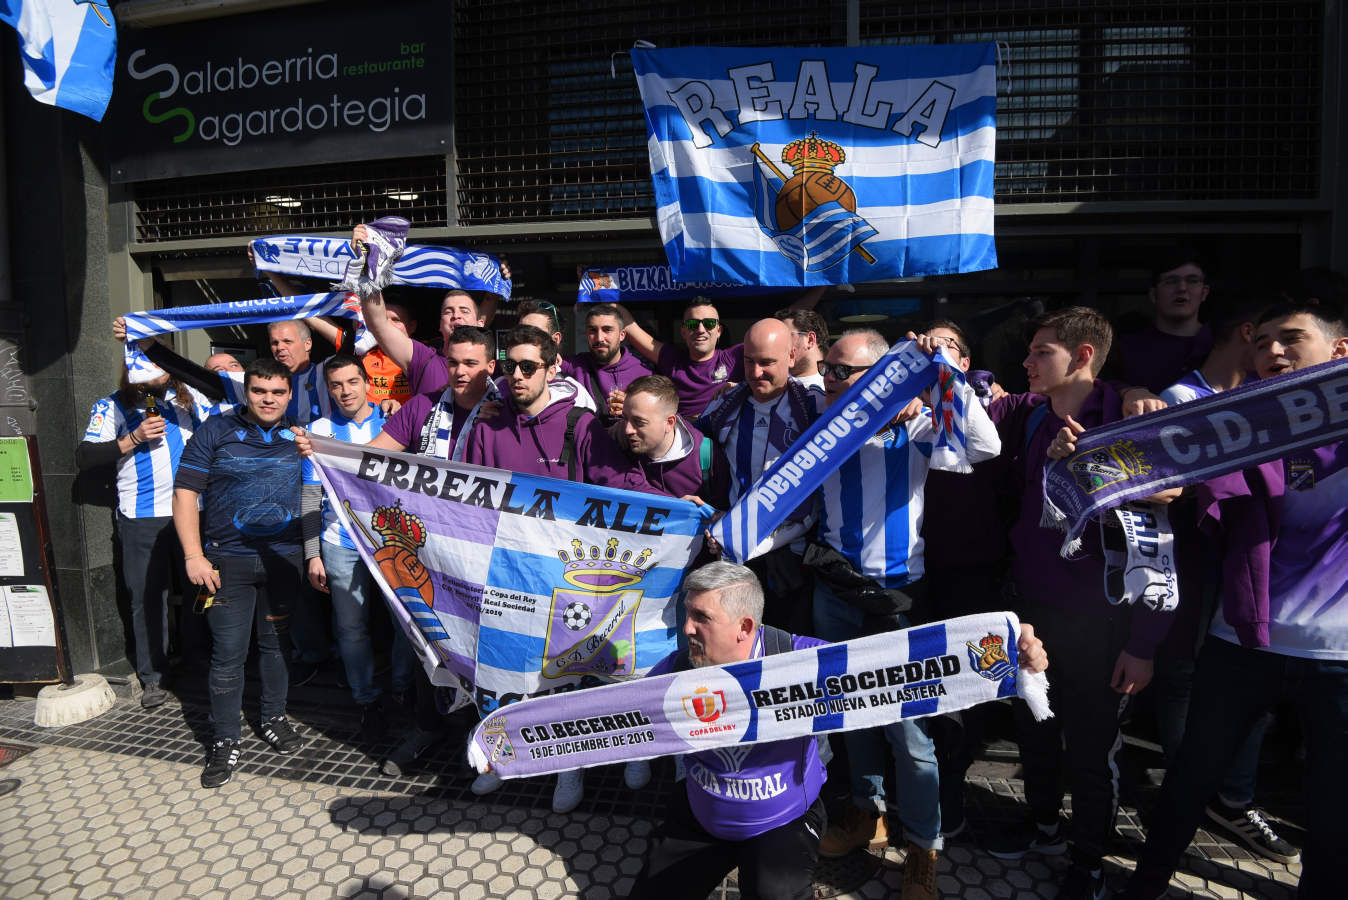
[372,500,426,552]
[781,131,845,174]
[556,538,651,590]
[1070,439,1153,494]
[979,634,1004,650]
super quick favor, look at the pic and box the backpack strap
[698,435,713,494]
[560,405,586,481]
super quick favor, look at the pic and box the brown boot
[818,805,888,857]
[901,843,940,900]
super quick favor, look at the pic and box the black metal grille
[860,0,1322,201]
[133,157,448,242]
[452,0,845,224]
[132,1,1323,241]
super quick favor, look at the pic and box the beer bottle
[145,393,161,417]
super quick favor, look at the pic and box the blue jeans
[115,513,180,688]
[322,543,414,705]
[206,551,300,741]
[813,580,943,849]
[1138,637,1348,899]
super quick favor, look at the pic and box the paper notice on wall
[0,438,33,503]
[0,512,23,577]
[2,585,55,647]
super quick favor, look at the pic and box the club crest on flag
[751,133,877,272]
[966,633,1014,682]
[483,716,515,766]
[1068,440,1151,494]
[1288,458,1315,491]
[541,540,650,680]
[683,686,728,723]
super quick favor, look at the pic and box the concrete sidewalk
[0,688,1302,899]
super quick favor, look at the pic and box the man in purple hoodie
[461,323,626,811]
[986,307,1180,900]
[604,374,729,507]
[561,303,654,425]
[1122,301,1348,900]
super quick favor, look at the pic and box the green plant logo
[126,49,194,143]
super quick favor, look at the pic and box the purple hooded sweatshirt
[595,417,731,506]
[992,381,1173,659]
[463,381,610,480]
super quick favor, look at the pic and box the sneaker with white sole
[624,760,651,790]
[1205,800,1300,864]
[553,769,584,814]
[471,769,503,795]
[260,716,303,754]
[201,740,241,789]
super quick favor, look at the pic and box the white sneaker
[471,770,503,796]
[624,760,651,790]
[553,769,585,813]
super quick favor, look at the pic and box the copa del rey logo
[683,686,727,723]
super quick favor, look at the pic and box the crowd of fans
[81,235,1347,900]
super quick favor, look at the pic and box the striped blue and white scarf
[123,292,365,383]
[251,233,512,296]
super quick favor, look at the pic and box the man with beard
[561,303,653,424]
[77,363,201,709]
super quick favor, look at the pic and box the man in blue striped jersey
[699,317,824,632]
[300,355,413,743]
[809,329,1001,899]
[77,366,201,709]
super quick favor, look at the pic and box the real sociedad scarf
[711,343,973,563]
[1043,357,1348,557]
[468,612,1050,779]
[251,232,512,296]
[122,292,365,383]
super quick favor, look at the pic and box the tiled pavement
[0,683,1304,899]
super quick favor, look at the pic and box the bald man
[698,318,824,632]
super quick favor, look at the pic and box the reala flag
[632,43,998,286]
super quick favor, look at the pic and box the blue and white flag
[469,611,1050,779]
[251,234,512,297]
[577,264,787,304]
[0,0,116,121]
[712,342,971,562]
[122,292,366,383]
[308,435,715,716]
[632,44,997,285]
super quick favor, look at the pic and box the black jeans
[1138,638,1348,899]
[205,551,301,741]
[627,784,826,900]
[115,513,181,687]
[1013,596,1132,867]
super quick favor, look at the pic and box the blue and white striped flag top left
[631,44,998,286]
[0,0,116,121]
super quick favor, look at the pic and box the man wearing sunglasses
[809,330,1001,890]
[619,291,822,419]
[515,300,600,415]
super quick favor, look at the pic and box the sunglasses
[683,317,720,331]
[501,359,545,378]
[818,361,870,380]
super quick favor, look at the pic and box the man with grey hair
[625,562,829,900]
[809,328,1001,900]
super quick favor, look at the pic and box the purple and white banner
[711,341,972,562]
[307,435,713,715]
[468,612,1050,778]
[1044,358,1348,555]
